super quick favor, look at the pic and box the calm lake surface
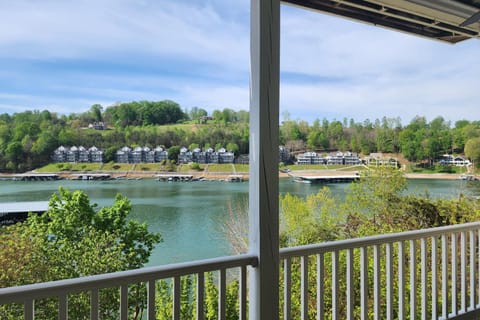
[0,178,478,266]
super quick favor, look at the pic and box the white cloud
[279,4,480,123]
[0,0,478,124]
[0,0,249,71]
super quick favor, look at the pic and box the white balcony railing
[0,254,257,320]
[2,223,480,319]
[280,222,480,320]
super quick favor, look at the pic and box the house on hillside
[154,147,168,162]
[78,146,89,162]
[66,146,79,162]
[207,148,219,163]
[116,146,131,163]
[364,152,400,168]
[438,154,471,166]
[178,147,193,164]
[218,148,234,163]
[343,151,361,165]
[365,153,399,167]
[279,146,290,164]
[89,146,104,163]
[52,146,67,162]
[296,151,325,165]
[88,121,105,130]
[326,151,345,165]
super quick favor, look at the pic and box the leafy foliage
[2,103,478,173]
[278,168,480,319]
[0,188,161,319]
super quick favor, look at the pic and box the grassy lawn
[336,165,367,172]
[234,164,249,172]
[206,164,235,173]
[405,164,467,174]
[102,163,134,171]
[131,163,165,172]
[285,164,329,171]
[36,163,103,172]
[177,163,205,172]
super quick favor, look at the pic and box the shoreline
[1,170,476,181]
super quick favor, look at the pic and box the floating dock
[71,173,111,180]
[12,173,60,181]
[156,174,194,182]
[226,175,244,182]
[0,201,49,225]
[293,174,360,184]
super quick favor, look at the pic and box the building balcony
[2,222,480,319]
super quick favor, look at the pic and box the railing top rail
[280,222,480,259]
[0,253,258,305]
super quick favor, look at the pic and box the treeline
[281,116,480,163]
[0,101,249,172]
[1,99,480,172]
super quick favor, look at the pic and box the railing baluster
[361,246,368,320]
[452,232,458,316]
[431,236,438,319]
[219,268,226,320]
[147,280,155,320]
[386,243,393,320]
[442,234,448,319]
[346,248,354,320]
[284,258,291,320]
[461,231,467,312]
[374,244,380,320]
[240,266,247,320]
[90,288,99,320]
[478,229,480,308]
[470,230,476,311]
[398,241,405,320]
[120,284,128,320]
[24,299,34,320]
[59,293,68,320]
[410,240,417,320]
[421,237,427,320]
[197,272,205,320]
[301,255,308,320]
[173,276,180,320]
[332,250,339,320]
[5,225,480,320]
[317,253,324,320]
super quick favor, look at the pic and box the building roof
[282,0,480,43]
[0,201,49,214]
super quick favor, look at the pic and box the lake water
[0,178,478,266]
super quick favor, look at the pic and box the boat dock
[226,175,244,182]
[293,174,360,184]
[0,201,49,225]
[71,173,111,180]
[156,174,194,182]
[11,173,60,181]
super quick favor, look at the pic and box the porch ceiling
[282,0,480,43]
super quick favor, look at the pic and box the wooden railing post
[249,0,280,319]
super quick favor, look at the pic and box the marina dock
[293,173,360,184]
[156,174,194,182]
[11,173,60,181]
[0,201,49,225]
[71,173,111,180]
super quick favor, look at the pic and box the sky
[0,0,479,125]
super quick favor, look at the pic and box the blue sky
[0,0,479,124]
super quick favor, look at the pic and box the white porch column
[249,0,280,319]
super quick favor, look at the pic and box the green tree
[0,189,161,319]
[90,104,103,122]
[168,146,181,162]
[465,137,480,168]
[226,142,239,154]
